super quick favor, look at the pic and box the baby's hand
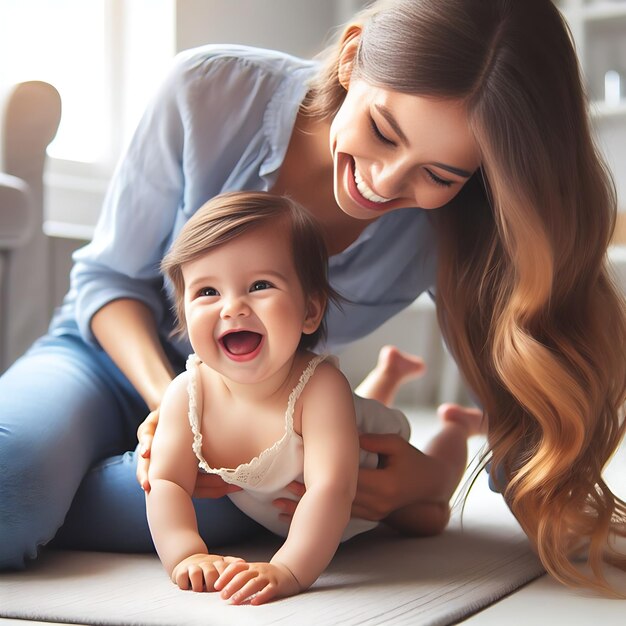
[214,561,301,605]
[171,553,244,592]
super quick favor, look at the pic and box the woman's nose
[372,160,408,199]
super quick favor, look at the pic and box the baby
[147,191,476,605]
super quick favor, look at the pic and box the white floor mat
[0,409,550,625]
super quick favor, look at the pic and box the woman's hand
[352,433,447,521]
[193,474,243,499]
[273,434,450,522]
[137,407,242,497]
[136,408,160,492]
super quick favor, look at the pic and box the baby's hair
[161,191,339,350]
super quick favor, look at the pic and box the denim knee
[0,436,67,569]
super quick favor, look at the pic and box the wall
[175,0,340,57]
[47,0,355,310]
[44,1,626,408]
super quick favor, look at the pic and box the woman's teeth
[354,168,391,204]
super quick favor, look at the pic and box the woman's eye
[424,169,453,188]
[250,280,273,292]
[198,287,218,297]
[369,117,395,146]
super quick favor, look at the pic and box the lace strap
[185,354,212,471]
[284,354,330,432]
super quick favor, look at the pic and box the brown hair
[161,191,338,351]
[308,0,626,594]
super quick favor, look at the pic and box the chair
[0,81,61,371]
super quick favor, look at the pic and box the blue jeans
[0,327,262,570]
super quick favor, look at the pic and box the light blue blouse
[52,44,437,358]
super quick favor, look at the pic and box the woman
[1,0,624,594]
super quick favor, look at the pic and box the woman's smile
[346,156,397,212]
[353,165,392,204]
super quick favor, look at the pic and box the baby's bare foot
[437,402,486,437]
[375,345,425,385]
[356,346,426,406]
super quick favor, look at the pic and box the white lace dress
[186,353,411,541]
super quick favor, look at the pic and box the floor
[1,569,624,625]
[2,408,623,625]
[464,570,626,624]
[466,418,626,624]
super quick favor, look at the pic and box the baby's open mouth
[220,331,263,356]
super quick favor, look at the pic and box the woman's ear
[302,295,325,336]
[337,25,362,90]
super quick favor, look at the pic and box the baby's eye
[250,280,273,292]
[198,287,219,297]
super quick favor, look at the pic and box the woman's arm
[91,298,175,491]
[91,299,175,412]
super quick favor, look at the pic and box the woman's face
[329,78,480,220]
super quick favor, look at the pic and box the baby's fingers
[231,577,274,605]
[249,581,278,605]
[174,564,219,592]
[174,564,205,591]
[213,556,244,577]
[189,565,211,592]
[173,568,191,591]
[214,561,249,590]
[220,570,262,604]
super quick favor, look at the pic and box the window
[0,0,175,168]
[0,0,175,231]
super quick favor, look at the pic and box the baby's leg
[423,403,485,497]
[355,345,425,406]
[355,346,485,536]
[358,345,483,485]
[384,404,485,537]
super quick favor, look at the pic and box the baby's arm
[216,363,359,604]
[146,373,240,590]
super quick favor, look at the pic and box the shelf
[555,1,626,214]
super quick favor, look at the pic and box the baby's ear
[302,295,325,336]
[337,25,362,89]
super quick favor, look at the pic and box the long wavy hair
[306,0,626,594]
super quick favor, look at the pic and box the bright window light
[0,0,174,166]
[0,0,108,163]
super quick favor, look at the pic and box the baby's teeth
[354,168,390,203]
